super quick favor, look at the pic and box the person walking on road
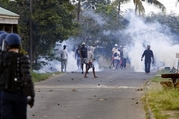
[80,42,88,74]
[60,45,68,72]
[75,45,81,70]
[110,44,118,69]
[113,49,121,70]
[0,33,35,119]
[141,45,154,74]
[84,47,97,78]
[122,47,128,69]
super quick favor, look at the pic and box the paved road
[27,68,155,119]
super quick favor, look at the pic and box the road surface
[27,68,155,119]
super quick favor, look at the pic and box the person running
[80,42,88,74]
[141,45,154,74]
[75,45,81,70]
[60,45,68,72]
[84,47,97,78]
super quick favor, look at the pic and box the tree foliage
[133,0,166,15]
[32,0,79,56]
[0,0,80,68]
[1,0,179,69]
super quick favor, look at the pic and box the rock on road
[27,68,155,119]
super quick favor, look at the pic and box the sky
[118,0,179,15]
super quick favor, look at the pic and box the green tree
[0,0,31,52]
[72,0,111,22]
[133,0,166,15]
[0,0,80,68]
[31,0,79,67]
[110,0,130,15]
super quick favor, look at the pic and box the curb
[144,79,155,119]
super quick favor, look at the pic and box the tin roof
[0,7,19,17]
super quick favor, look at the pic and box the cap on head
[0,32,8,45]
[5,33,21,48]
[82,42,85,45]
[114,44,118,47]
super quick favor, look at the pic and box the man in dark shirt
[75,45,81,70]
[141,45,154,74]
[80,42,88,74]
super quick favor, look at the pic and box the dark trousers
[145,62,151,73]
[1,90,27,119]
[122,58,127,68]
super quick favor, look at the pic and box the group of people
[61,41,154,76]
[110,44,128,70]
[0,31,35,119]
[75,42,97,78]
[59,42,98,78]
[110,43,154,74]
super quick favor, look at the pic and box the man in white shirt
[110,44,118,69]
[113,49,121,69]
[84,47,97,78]
[60,45,68,72]
[122,47,128,69]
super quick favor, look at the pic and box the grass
[143,70,179,119]
[31,71,61,82]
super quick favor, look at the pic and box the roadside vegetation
[31,71,61,82]
[143,70,179,119]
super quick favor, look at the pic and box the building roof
[0,7,19,17]
[0,7,19,24]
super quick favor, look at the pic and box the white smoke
[124,12,179,72]
[36,11,179,73]
[83,10,106,26]
[35,38,102,73]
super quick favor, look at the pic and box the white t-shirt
[112,47,118,55]
[114,51,120,60]
[87,50,94,63]
[60,49,68,59]
[123,48,128,58]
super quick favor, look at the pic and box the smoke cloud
[36,10,179,73]
[123,12,179,72]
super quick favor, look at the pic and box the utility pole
[30,0,33,68]
[77,0,81,22]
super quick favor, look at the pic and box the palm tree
[134,0,166,15]
[112,0,166,15]
[133,0,145,15]
[176,0,179,6]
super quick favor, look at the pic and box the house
[0,7,19,33]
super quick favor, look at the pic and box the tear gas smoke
[36,10,179,73]
[123,12,179,72]
[35,37,101,73]
[83,10,106,26]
